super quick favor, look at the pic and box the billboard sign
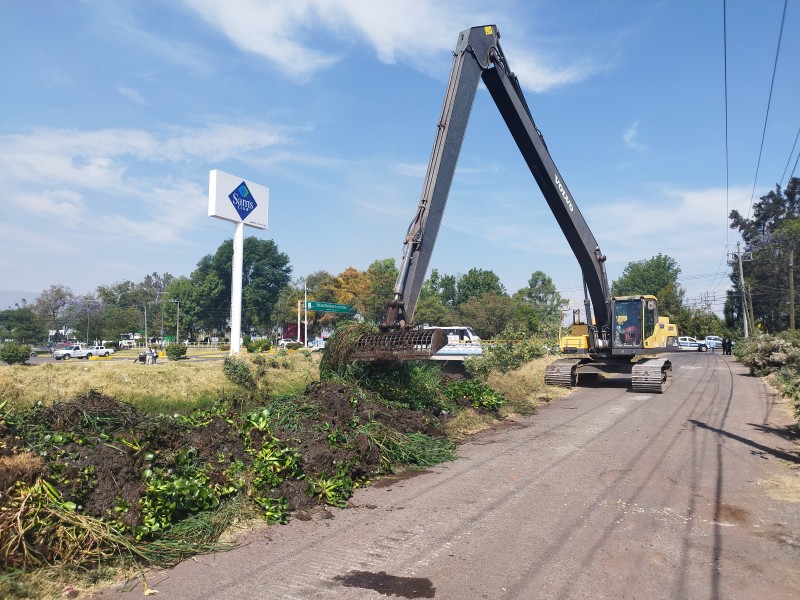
[208,169,268,229]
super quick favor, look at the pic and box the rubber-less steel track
[631,358,672,393]
[544,358,582,387]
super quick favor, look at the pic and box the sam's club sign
[208,170,268,229]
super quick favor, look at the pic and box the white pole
[304,281,308,347]
[230,222,244,355]
[297,300,301,343]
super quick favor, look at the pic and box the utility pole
[790,249,795,330]
[169,299,180,344]
[736,242,749,338]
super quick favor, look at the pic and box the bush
[223,356,255,389]
[0,342,31,365]
[444,379,506,411]
[465,326,545,378]
[245,339,271,353]
[736,333,800,376]
[286,342,303,350]
[164,344,188,361]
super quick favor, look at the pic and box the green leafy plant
[465,326,545,378]
[0,342,31,365]
[223,356,255,389]
[307,464,353,508]
[164,344,187,361]
[444,379,506,411]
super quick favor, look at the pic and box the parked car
[277,338,296,347]
[677,336,708,352]
[29,345,51,357]
[704,335,723,350]
[87,345,115,357]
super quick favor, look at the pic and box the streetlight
[169,299,180,345]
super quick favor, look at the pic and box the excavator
[351,25,678,393]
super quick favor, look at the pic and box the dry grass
[445,357,569,439]
[488,356,570,416]
[0,351,320,412]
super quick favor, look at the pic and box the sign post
[208,170,269,355]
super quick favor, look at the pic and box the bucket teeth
[351,329,447,361]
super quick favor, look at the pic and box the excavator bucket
[350,328,448,362]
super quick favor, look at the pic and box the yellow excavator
[350,25,679,393]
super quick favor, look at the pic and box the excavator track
[544,358,583,387]
[631,358,672,393]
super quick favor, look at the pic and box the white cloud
[117,85,149,106]
[622,120,646,152]
[180,0,600,91]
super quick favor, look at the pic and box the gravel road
[94,352,800,599]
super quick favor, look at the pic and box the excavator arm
[354,24,613,361]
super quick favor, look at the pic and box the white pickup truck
[53,345,91,360]
[53,345,114,360]
[87,345,114,357]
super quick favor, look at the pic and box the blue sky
[1,0,798,316]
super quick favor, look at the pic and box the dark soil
[1,382,449,534]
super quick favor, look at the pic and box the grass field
[0,350,321,412]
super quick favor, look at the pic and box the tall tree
[34,284,74,336]
[611,254,685,316]
[455,268,506,305]
[423,269,458,306]
[8,306,47,343]
[362,259,398,324]
[728,177,800,332]
[513,270,567,330]
[191,237,292,334]
[457,293,516,339]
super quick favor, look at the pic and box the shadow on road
[689,419,800,464]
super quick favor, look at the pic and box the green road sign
[305,301,354,314]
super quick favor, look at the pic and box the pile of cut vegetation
[0,322,559,598]
[0,379,455,588]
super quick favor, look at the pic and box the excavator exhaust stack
[350,328,447,362]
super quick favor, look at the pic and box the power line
[746,0,789,221]
[723,0,730,247]
[779,126,800,188]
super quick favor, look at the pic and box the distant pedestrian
[145,346,153,365]
[722,338,729,355]
[710,338,715,354]
[152,347,158,364]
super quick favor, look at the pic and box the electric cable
[746,0,789,221]
[779,126,800,189]
[723,0,730,247]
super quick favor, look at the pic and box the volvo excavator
[351,25,678,393]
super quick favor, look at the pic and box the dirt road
[95,352,800,599]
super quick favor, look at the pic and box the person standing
[152,346,158,364]
[145,346,153,365]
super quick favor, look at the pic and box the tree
[190,237,292,334]
[412,295,455,326]
[362,259,398,324]
[611,254,682,298]
[34,284,74,336]
[611,254,686,323]
[456,293,516,339]
[728,177,800,332]
[8,306,47,343]
[456,268,506,305]
[513,270,567,331]
[423,269,458,306]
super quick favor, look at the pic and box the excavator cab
[612,296,658,350]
